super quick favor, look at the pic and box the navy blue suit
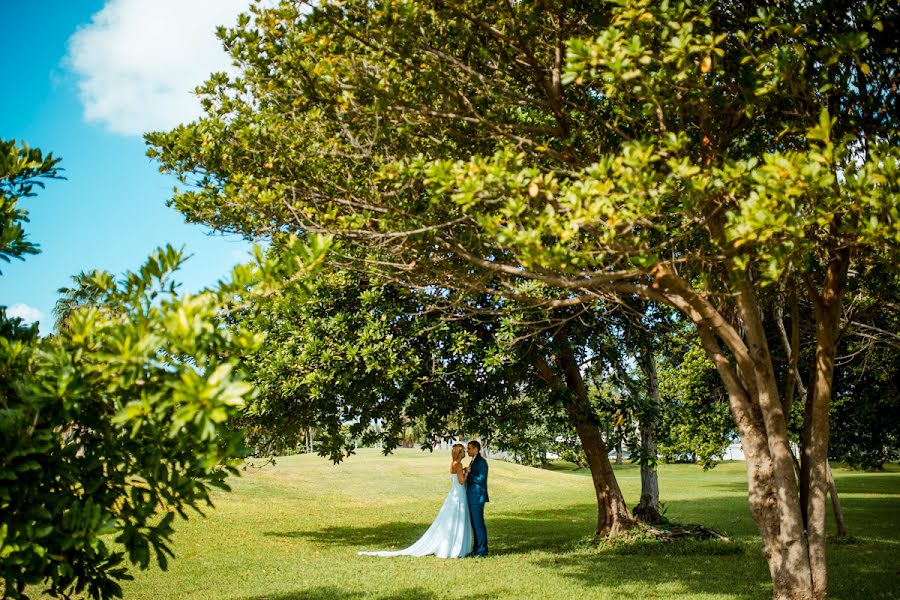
[466,454,489,556]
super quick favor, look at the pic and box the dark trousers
[469,502,488,556]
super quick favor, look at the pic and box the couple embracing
[359,440,489,559]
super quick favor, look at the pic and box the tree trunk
[615,447,623,464]
[826,461,848,538]
[636,251,850,598]
[731,278,816,598]
[634,350,661,523]
[534,335,634,537]
[706,341,816,600]
[654,269,815,598]
[557,335,634,536]
[571,416,634,536]
[803,248,849,597]
[779,291,848,540]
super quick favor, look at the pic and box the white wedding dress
[358,474,473,558]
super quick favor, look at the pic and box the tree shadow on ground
[264,493,899,599]
[265,521,428,552]
[264,504,593,556]
[530,550,773,599]
[828,475,900,495]
[528,496,898,600]
[239,586,505,600]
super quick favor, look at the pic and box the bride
[358,443,474,558]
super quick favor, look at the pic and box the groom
[465,440,489,558]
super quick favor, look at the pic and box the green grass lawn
[113,449,898,600]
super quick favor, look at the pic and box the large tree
[148,1,900,597]
[233,261,642,534]
[232,266,517,461]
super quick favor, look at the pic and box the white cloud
[7,304,43,324]
[67,0,252,136]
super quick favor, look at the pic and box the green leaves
[0,139,62,270]
[1,141,330,598]
[142,0,900,302]
[1,237,327,597]
[233,265,521,463]
[806,108,835,145]
[657,340,733,469]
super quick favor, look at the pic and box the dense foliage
[657,342,733,468]
[234,266,518,462]
[828,270,900,469]
[147,1,899,597]
[0,139,329,599]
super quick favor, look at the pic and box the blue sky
[0,0,253,334]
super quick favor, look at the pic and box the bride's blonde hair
[451,443,466,462]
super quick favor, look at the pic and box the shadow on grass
[543,462,642,476]
[265,504,596,556]
[531,551,773,599]
[537,496,898,599]
[264,492,899,599]
[241,586,505,600]
[828,475,900,496]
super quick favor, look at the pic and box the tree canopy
[234,266,517,462]
[147,2,899,597]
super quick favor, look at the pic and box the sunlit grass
[111,449,898,600]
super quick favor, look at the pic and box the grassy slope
[116,450,899,600]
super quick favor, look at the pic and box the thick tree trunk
[721,277,814,598]
[572,418,634,536]
[634,350,661,523]
[714,357,816,599]
[638,258,852,598]
[666,284,815,598]
[557,336,633,536]
[534,335,634,537]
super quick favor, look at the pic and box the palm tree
[52,270,115,332]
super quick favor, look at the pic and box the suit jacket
[466,454,489,504]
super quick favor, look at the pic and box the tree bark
[572,415,633,536]
[803,246,850,597]
[643,266,819,598]
[719,361,816,598]
[826,461,848,538]
[556,334,634,536]
[735,277,815,597]
[608,254,851,598]
[534,335,634,537]
[777,289,848,539]
[634,349,661,523]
